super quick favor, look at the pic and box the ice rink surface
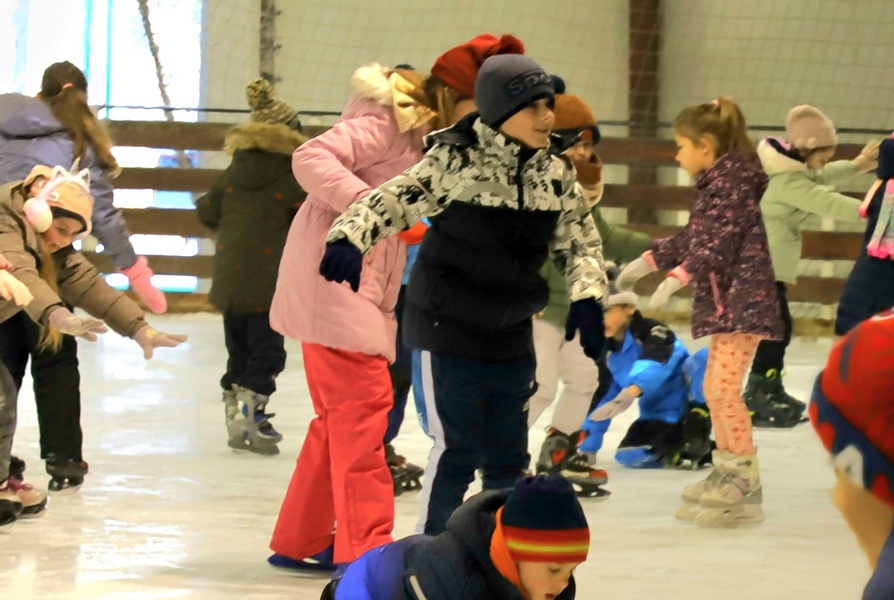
[0,314,871,599]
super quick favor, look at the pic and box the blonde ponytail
[673,97,754,158]
[37,247,62,352]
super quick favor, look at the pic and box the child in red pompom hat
[811,309,894,600]
[431,33,524,100]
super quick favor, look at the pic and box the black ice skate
[673,406,715,469]
[385,444,423,494]
[536,431,610,500]
[744,372,806,428]
[46,456,89,493]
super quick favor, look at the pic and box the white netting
[7,0,894,315]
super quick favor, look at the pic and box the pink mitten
[120,256,167,314]
[0,253,12,272]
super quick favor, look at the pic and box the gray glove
[853,140,881,174]
[616,255,656,291]
[47,307,108,341]
[588,389,638,421]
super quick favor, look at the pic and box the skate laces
[6,478,32,492]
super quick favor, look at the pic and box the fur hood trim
[224,122,308,156]
[350,63,394,106]
[757,137,807,176]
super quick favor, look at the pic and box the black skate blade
[48,480,83,494]
[575,486,611,500]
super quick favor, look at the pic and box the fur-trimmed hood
[349,63,395,106]
[223,121,308,156]
[758,137,807,176]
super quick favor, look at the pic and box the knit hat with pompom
[245,79,300,127]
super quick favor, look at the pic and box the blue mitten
[319,238,363,292]
[564,298,606,361]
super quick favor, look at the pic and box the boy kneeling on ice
[580,273,712,469]
[321,474,589,600]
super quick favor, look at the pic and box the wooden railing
[94,120,867,330]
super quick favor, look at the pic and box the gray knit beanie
[474,55,555,129]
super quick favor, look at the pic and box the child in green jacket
[751,105,879,427]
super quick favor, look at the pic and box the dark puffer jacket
[327,490,579,599]
[327,113,607,363]
[836,155,894,334]
[196,122,307,313]
[650,153,783,340]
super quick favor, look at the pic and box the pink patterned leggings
[703,333,761,456]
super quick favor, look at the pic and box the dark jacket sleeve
[195,177,225,231]
[592,207,651,264]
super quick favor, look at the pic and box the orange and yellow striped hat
[500,475,590,563]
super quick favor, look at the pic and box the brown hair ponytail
[37,247,62,352]
[673,97,754,158]
[40,61,120,177]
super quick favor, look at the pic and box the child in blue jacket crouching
[580,285,711,469]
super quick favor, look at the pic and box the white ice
[0,314,871,599]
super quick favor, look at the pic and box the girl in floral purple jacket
[617,98,783,528]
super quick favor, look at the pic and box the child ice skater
[320,54,608,535]
[528,88,647,494]
[0,165,186,524]
[810,309,894,600]
[0,61,168,491]
[269,34,525,569]
[752,105,879,426]
[581,283,711,470]
[836,134,894,335]
[196,79,307,455]
[618,98,783,527]
[321,474,589,600]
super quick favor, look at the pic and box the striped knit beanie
[501,475,590,563]
[810,309,894,507]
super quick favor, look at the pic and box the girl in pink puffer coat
[268,33,524,570]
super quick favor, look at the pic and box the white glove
[616,255,657,291]
[134,325,188,359]
[650,276,686,309]
[854,140,881,174]
[47,307,108,341]
[589,389,637,421]
[0,271,33,307]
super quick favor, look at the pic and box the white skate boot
[694,452,764,528]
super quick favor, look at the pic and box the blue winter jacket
[0,93,136,269]
[581,313,691,454]
[334,490,578,600]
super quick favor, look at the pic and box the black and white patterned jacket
[328,114,607,361]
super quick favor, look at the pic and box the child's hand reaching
[47,307,108,341]
[617,252,657,290]
[650,266,690,309]
[853,140,881,174]
[134,325,188,359]
[589,386,641,421]
[319,238,363,292]
[0,271,33,307]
